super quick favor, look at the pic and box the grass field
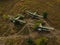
[0,0,60,45]
[0,0,60,29]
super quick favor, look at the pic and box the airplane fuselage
[36,27,50,32]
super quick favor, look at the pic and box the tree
[42,12,48,19]
[26,38,35,45]
[39,38,48,45]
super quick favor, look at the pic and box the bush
[26,38,36,45]
[35,37,48,45]
[42,12,48,19]
[33,21,42,30]
[2,15,9,20]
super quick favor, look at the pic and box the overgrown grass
[35,37,48,45]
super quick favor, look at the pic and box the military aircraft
[26,11,43,19]
[8,14,26,26]
[26,10,48,19]
[36,23,54,32]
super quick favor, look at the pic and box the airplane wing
[14,14,21,20]
[42,26,54,30]
[33,12,37,15]
[17,20,26,23]
[26,11,34,15]
[15,14,24,20]
[15,16,20,20]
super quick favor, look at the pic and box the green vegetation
[2,15,9,20]
[33,23,40,30]
[33,21,42,30]
[42,12,48,19]
[26,38,35,45]
[35,37,48,45]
